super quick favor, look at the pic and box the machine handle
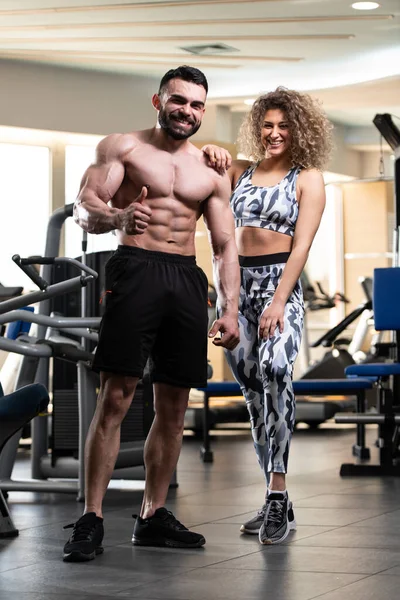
[12,255,98,291]
[19,256,56,266]
[12,255,49,290]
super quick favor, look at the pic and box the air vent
[180,43,239,56]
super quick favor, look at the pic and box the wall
[327,122,363,178]
[0,58,158,135]
[192,104,232,144]
[360,151,394,180]
[342,180,394,311]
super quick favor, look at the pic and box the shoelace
[265,499,285,524]
[161,510,188,531]
[132,510,188,531]
[63,521,97,541]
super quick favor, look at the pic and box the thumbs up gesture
[120,186,152,236]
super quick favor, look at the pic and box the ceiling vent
[180,43,239,56]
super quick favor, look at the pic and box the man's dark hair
[158,66,208,95]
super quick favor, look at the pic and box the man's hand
[201,144,232,173]
[208,314,239,350]
[259,300,285,340]
[119,186,152,235]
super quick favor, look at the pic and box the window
[0,144,50,288]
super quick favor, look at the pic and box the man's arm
[202,174,240,350]
[74,134,152,236]
[74,134,126,234]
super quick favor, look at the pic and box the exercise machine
[336,269,400,475]
[334,113,400,476]
[0,381,49,538]
[301,277,375,379]
[0,252,101,499]
[0,204,155,501]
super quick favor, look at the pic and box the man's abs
[116,197,200,255]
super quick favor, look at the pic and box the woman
[203,87,333,545]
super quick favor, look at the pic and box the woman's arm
[259,169,326,339]
[201,144,250,188]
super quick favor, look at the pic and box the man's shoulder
[97,130,148,160]
[96,132,134,160]
[184,142,205,160]
[178,143,218,173]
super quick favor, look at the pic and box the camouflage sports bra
[230,163,301,237]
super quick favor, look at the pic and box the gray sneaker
[240,500,296,536]
[240,504,267,535]
[259,492,296,545]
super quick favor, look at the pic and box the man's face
[156,78,206,140]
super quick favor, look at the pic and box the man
[63,66,240,562]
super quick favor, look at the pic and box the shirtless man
[62,66,240,562]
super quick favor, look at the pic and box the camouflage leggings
[225,255,304,477]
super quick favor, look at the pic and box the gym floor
[1,425,400,600]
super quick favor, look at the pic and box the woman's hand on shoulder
[201,146,252,189]
[201,144,232,172]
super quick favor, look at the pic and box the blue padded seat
[197,381,241,395]
[0,382,49,538]
[293,378,373,393]
[198,378,373,396]
[0,383,49,422]
[346,363,400,378]
[373,268,400,331]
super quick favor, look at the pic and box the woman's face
[260,108,291,158]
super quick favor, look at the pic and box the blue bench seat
[198,378,373,397]
[197,378,373,462]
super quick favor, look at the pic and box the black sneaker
[132,507,205,549]
[63,512,104,562]
[240,500,296,536]
[259,492,295,545]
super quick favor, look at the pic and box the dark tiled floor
[1,425,400,600]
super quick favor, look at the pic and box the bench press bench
[197,377,374,462]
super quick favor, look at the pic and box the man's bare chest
[124,150,215,204]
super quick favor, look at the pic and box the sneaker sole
[132,535,205,549]
[240,525,261,535]
[63,547,104,562]
[259,518,294,545]
[241,519,296,536]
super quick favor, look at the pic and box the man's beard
[158,109,201,140]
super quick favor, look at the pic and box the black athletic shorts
[92,246,209,388]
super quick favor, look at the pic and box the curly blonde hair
[237,87,333,170]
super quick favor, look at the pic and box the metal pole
[77,230,88,500]
[32,204,74,479]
